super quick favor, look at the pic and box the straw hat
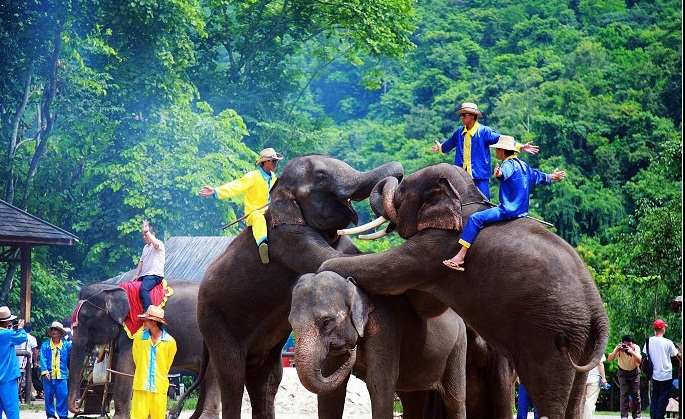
[48,321,66,335]
[489,135,518,152]
[457,102,482,117]
[0,306,17,322]
[138,305,167,325]
[256,148,284,164]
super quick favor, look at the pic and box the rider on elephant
[431,102,539,199]
[199,147,283,264]
[134,220,165,311]
[443,135,566,271]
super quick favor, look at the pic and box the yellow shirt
[462,121,480,177]
[132,329,177,394]
[215,168,277,216]
[50,340,63,379]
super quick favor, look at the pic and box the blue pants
[473,178,490,199]
[650,379,672,419]
[517,384,539,419]
[43,378,68,419]
[139,275,163,311]
[459,206,513,247]
[0,379,20,419]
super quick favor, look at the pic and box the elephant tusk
[337,216,387,236]
[358,226,389,240]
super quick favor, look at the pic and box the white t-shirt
[587,354,607,384]
[644,336,679,381]
[139,241,165,277]
[15,333,38,368]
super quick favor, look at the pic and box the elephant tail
[555,311,609,373]
[168,342,210,419]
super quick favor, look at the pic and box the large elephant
[320,163,609,419]
[289,271,467,419]
[68,281,220,419]
[195,156,403,419]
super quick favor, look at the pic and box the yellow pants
[246,211,267,245]
[131,390,167,419]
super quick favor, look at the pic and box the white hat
[0,306,17,322]
[48,321,67,335]
[137,305,168,325]
[256,148,284,164]
[457,102,482,117]
[489,135,518,152]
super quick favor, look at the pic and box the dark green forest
[1,0,681,360]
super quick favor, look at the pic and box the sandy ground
[18,368,649,418]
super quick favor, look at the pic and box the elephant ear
[417,177,463,232]
[347,277,374,338]
[269,186,306,227]
[104,288,130,326]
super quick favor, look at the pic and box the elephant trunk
[294,328,356,394]
[347,162,403,201]
[370,176,399,224]
[68,336,90,414]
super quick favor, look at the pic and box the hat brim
[256,154,284,164]
[49,327,66,335]
[489,144,518,152]
[138,313,168,325]
[458,108,482,117]
[0,314,17,322]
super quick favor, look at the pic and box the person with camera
[0,306,27,419]
[608,335,642,419]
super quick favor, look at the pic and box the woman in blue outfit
[40,321,72,419]
[443,135,566,271]
[0,306,26,419]
[432,102,540,199]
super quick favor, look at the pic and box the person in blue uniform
[443,135,566,271]
[40,321,71,419]
[0,306,26,419]
[432,102,540,199]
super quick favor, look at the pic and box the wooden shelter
[0,198,78,321]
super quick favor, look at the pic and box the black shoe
[258,242,269,264]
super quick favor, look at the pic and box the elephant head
[68,283,129,413]
[269,156,403,235]
[288,271,373,394]
[366,163,482,239]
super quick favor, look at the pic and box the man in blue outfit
[443,135,566,271]
[432,102,539,199]
[0,306,26,419]
[40,321,72,419]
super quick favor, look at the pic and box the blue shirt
[39,338,72,380]
[0,328,27,383]
[441,123,501,180]
[497,157,551,218]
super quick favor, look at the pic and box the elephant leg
[316,374,349,419]
[441,341,467,419]
[520,356,575,419]
[244,343,284,419]
[563,371,588,419]
[366,371,397,419]
[398,391,427,419]
[111,337,134,419]
[201,320,246,419]
[191,358,222,419]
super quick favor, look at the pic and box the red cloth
[120,280,167,336]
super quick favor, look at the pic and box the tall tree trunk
[4,60,34,204]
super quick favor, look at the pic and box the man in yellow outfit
[199,147,283,264]
[131,305,177,419]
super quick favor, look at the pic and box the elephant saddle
[120,279,174,337]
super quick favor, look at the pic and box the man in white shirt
[134,220,165,310]
[644,319,681,419]
[583,354,607,419]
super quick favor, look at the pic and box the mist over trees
[1,0,681,347]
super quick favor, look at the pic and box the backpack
[640,337,653,380]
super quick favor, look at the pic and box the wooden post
[20,246,31,322]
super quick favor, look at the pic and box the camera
[620,343,631,354]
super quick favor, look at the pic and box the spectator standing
[0,307,26,419]
[40,321,71,419]
[583,354,607,419]
[516,380,539,419]
[644,319,681,419]
[608,335,642,418]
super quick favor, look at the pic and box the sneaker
[258,242,269,264]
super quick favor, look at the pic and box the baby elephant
[289,271,467,419]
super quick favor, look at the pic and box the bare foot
[442,257,465,271]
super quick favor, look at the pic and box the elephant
[319,163,609,419]
[194,155,404,419]
[67,281,220,419]
[288,271,467,419]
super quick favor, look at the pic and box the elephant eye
[319,316,337,333]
